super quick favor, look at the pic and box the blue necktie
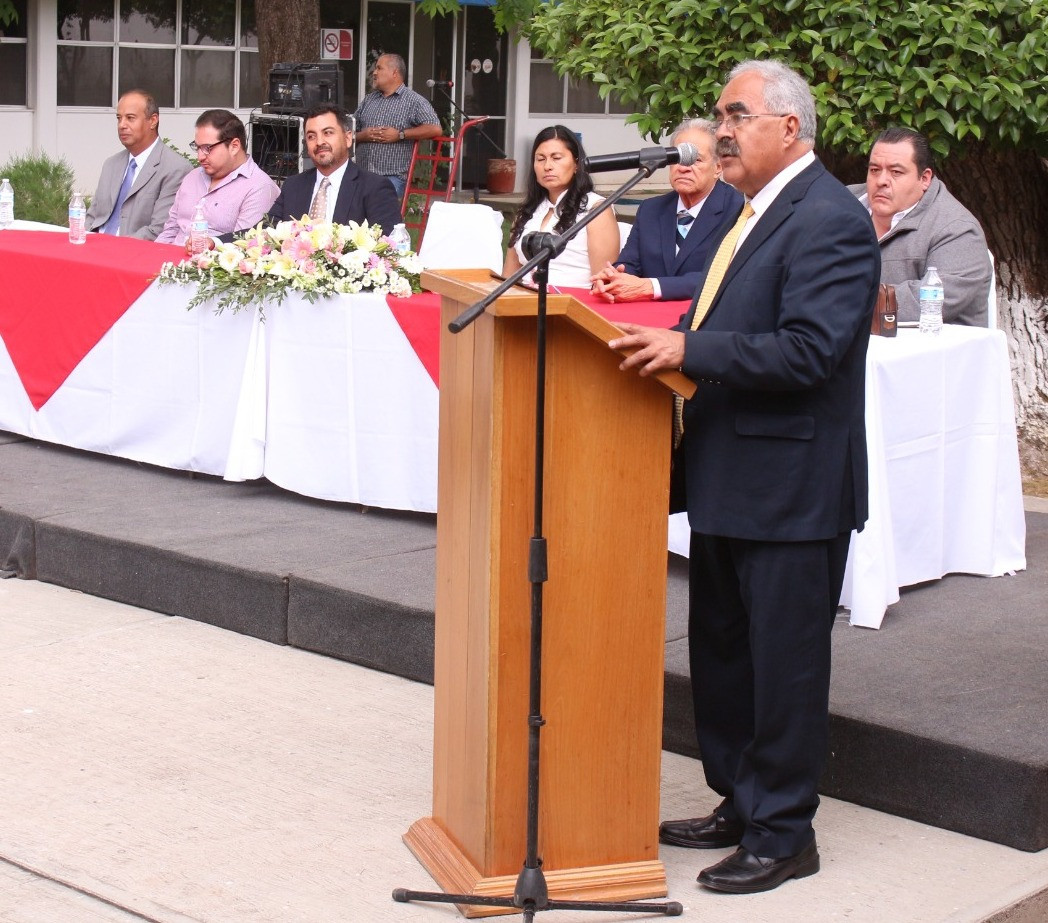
[676,208,695,245]
[102,158,137,235]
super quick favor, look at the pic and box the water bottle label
[919,286,943,301]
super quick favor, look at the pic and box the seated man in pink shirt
[156,109,278,247]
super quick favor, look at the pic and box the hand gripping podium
[404,269,695,916]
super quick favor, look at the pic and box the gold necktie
[673,201,754,447]
[309,177,330,221]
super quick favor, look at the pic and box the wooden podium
[404,270,695,916]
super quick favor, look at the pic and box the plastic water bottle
[389,222,411,256]
[0,178,13,229]
[918,266,944,336]
[68,191,87,244]
[189,202,209,255]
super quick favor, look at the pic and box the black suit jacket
[618,180,743,301]
[266,160,403,234]
[678,159,880,542]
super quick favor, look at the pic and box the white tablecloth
[0,282,1026,630]
[668,326,1027,628]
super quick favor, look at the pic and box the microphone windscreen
[676,143,698,166]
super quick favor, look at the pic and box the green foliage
[525,0,1048,157]
[416,0,540,33]
[0,1,18,28]
[0,151,76,225]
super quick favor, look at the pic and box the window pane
[58,45,113,105]
[58,1,115,42]
[240,0,257,48]
[464,6,506,117]
[181,49,234,107]
[119,47,175,108]
[0,1,28,39]
[120,1,176,43]
[566,75,603,114]
[365,2,411,72]
[609,92,633,116]
[529,62,561,113]
[0,44,27,106]
[182,0,235,47]
[239,51,263,108]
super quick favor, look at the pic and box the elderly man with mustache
[610,60,880,895]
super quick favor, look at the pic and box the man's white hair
[727,60,817,143]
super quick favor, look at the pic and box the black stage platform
[1,432,1045,853]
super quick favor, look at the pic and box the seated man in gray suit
[590,119,743,303]
[850,127,991,326]
[86,90,192,240]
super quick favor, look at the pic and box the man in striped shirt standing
[353,53,442,201]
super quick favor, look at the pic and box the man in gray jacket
[850,127,991,326]
[86,90,192,240]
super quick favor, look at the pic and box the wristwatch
[398,130,405,141]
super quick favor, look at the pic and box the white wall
[507,40,671,193]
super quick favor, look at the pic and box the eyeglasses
[189,139,231,157]
[710,112,788,132]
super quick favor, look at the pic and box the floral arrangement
[156,218,423,316]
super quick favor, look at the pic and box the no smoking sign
[320,29,353,61]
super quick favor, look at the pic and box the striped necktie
[676,209,695,243]
[673,201,755,447]
[309,177,330,222]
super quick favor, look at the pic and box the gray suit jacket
[849,177,991,326]
[87,140,193,241]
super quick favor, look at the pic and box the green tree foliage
[525,0,1047,156]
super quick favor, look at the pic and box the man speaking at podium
[610,60,879,895]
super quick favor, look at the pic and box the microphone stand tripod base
[401,817,675,918]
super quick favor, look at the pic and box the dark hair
[305,103,353,132]
[120,89,158,121]
[196,109,247,148]
[873,127,934,175]
[508,125,594,248]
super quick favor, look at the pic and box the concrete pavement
[2,577,1046,923]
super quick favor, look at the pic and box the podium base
[403,818,669,919]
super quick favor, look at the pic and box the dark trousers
[688,530,851,858]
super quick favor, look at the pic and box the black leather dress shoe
[697,840,820,894]
[658,811,745,849]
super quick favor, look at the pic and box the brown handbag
[871,283,898,337]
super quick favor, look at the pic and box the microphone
[426,79,455,89]
[583,143,698,173]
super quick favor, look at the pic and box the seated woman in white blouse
[502,125,620,288]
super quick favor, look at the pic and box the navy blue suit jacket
[267,161,403,235]
[678,159,880,542]
[618,180,743,301]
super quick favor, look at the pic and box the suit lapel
[673,182,727,272]
[700,162,824,324]
[658,195,680,272]
[127,145,161,200]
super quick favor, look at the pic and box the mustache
[716,139,740,158]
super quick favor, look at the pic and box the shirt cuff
[650,278,663,300]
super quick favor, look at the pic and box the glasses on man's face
[189,139,230,157]
[710,112,788,132]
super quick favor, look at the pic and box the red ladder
[401,116,490,244]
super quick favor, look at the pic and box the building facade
[0,0,656,195]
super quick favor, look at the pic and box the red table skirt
[386,287,688,387]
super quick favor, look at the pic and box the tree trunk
[255,0,321,88]
[937,147,1048,478]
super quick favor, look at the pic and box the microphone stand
[393,152,684,921]
[430,83,507,203]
